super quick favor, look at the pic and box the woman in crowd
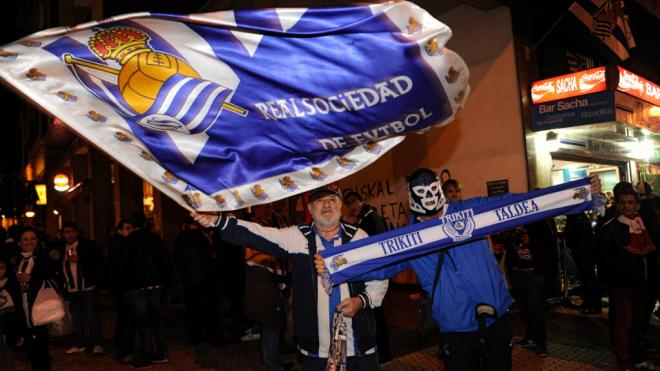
[15,227,57,371]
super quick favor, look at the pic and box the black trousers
[571,245,601,309]
[511,269,547,347]
[182,279,221,344]
[374,306,391,363]
[24,326,51,371]
[302,352,378,371]
[439,313,512,371]
[114,293,136,356]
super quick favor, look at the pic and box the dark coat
[121,229,173,290]
[356,204,389,237]
[598,218,660,290]
[62,238,103,292]
[243,265,287,330]
[505,219,558,277]
[0,275,22,346]
[174,229,213,287]
[15,253,58,325]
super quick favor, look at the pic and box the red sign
[531,66,607,104]
[616,67,660,107]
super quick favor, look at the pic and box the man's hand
[338,297,364,317]
[589,173,602,194]
[191,211,221,228]
[314,254,327,276]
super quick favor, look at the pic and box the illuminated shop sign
[35,184,47,205]
[531,66,607,104]
[531,91,615,131]
[617,67,660,107]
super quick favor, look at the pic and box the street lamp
[53,173,70,192]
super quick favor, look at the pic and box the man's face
[617,194,640,219]
[345,196,362,218]
[308,194,342,229]
[444,184,462,203]
[63,227,78,244]
[118,223,133,237]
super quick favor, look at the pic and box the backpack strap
[430,250,446,302]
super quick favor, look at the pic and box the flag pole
[529,12,567,54]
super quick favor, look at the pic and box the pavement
[9,285,658,370]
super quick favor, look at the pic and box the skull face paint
[407,168,446,217]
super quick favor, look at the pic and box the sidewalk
[11,286,653,370]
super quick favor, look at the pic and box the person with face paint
[404,168,513,369]
[598,182,660,371]
[315,168,602,371]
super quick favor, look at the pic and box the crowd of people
[1,170,660,371]
[0,212,172,370]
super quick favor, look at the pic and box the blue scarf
[321,177,599,286]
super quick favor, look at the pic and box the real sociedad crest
[329,254,348,272]
[441,209,475,242]
[59,26,246,163]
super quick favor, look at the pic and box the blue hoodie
[354,195,513,332]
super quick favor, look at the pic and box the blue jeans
[69,290,103,347]
[127,288,168,362]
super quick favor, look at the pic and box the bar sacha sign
[531,66,660,132]
[531,91,615,131]
[531,66,617,131]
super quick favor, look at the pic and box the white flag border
[0,1,469,211]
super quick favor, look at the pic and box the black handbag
[419,250,445,335]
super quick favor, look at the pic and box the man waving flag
[0,1,469,210]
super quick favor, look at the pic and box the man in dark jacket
[565,212,601,314]
[61,221,104,356]
[505,219,557,357]
[598,182,659,371]
[345,191,389,235]
[193,186,387,371]
[122,212,173,369]
[174,217,220,346]
[106,219,135,363]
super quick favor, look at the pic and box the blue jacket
[355,196,513,333]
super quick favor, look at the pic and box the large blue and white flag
[0,2,469,211]
[320,178,595,285]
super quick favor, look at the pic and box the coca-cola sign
[617,67,660,107]
[531,66,607,104]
